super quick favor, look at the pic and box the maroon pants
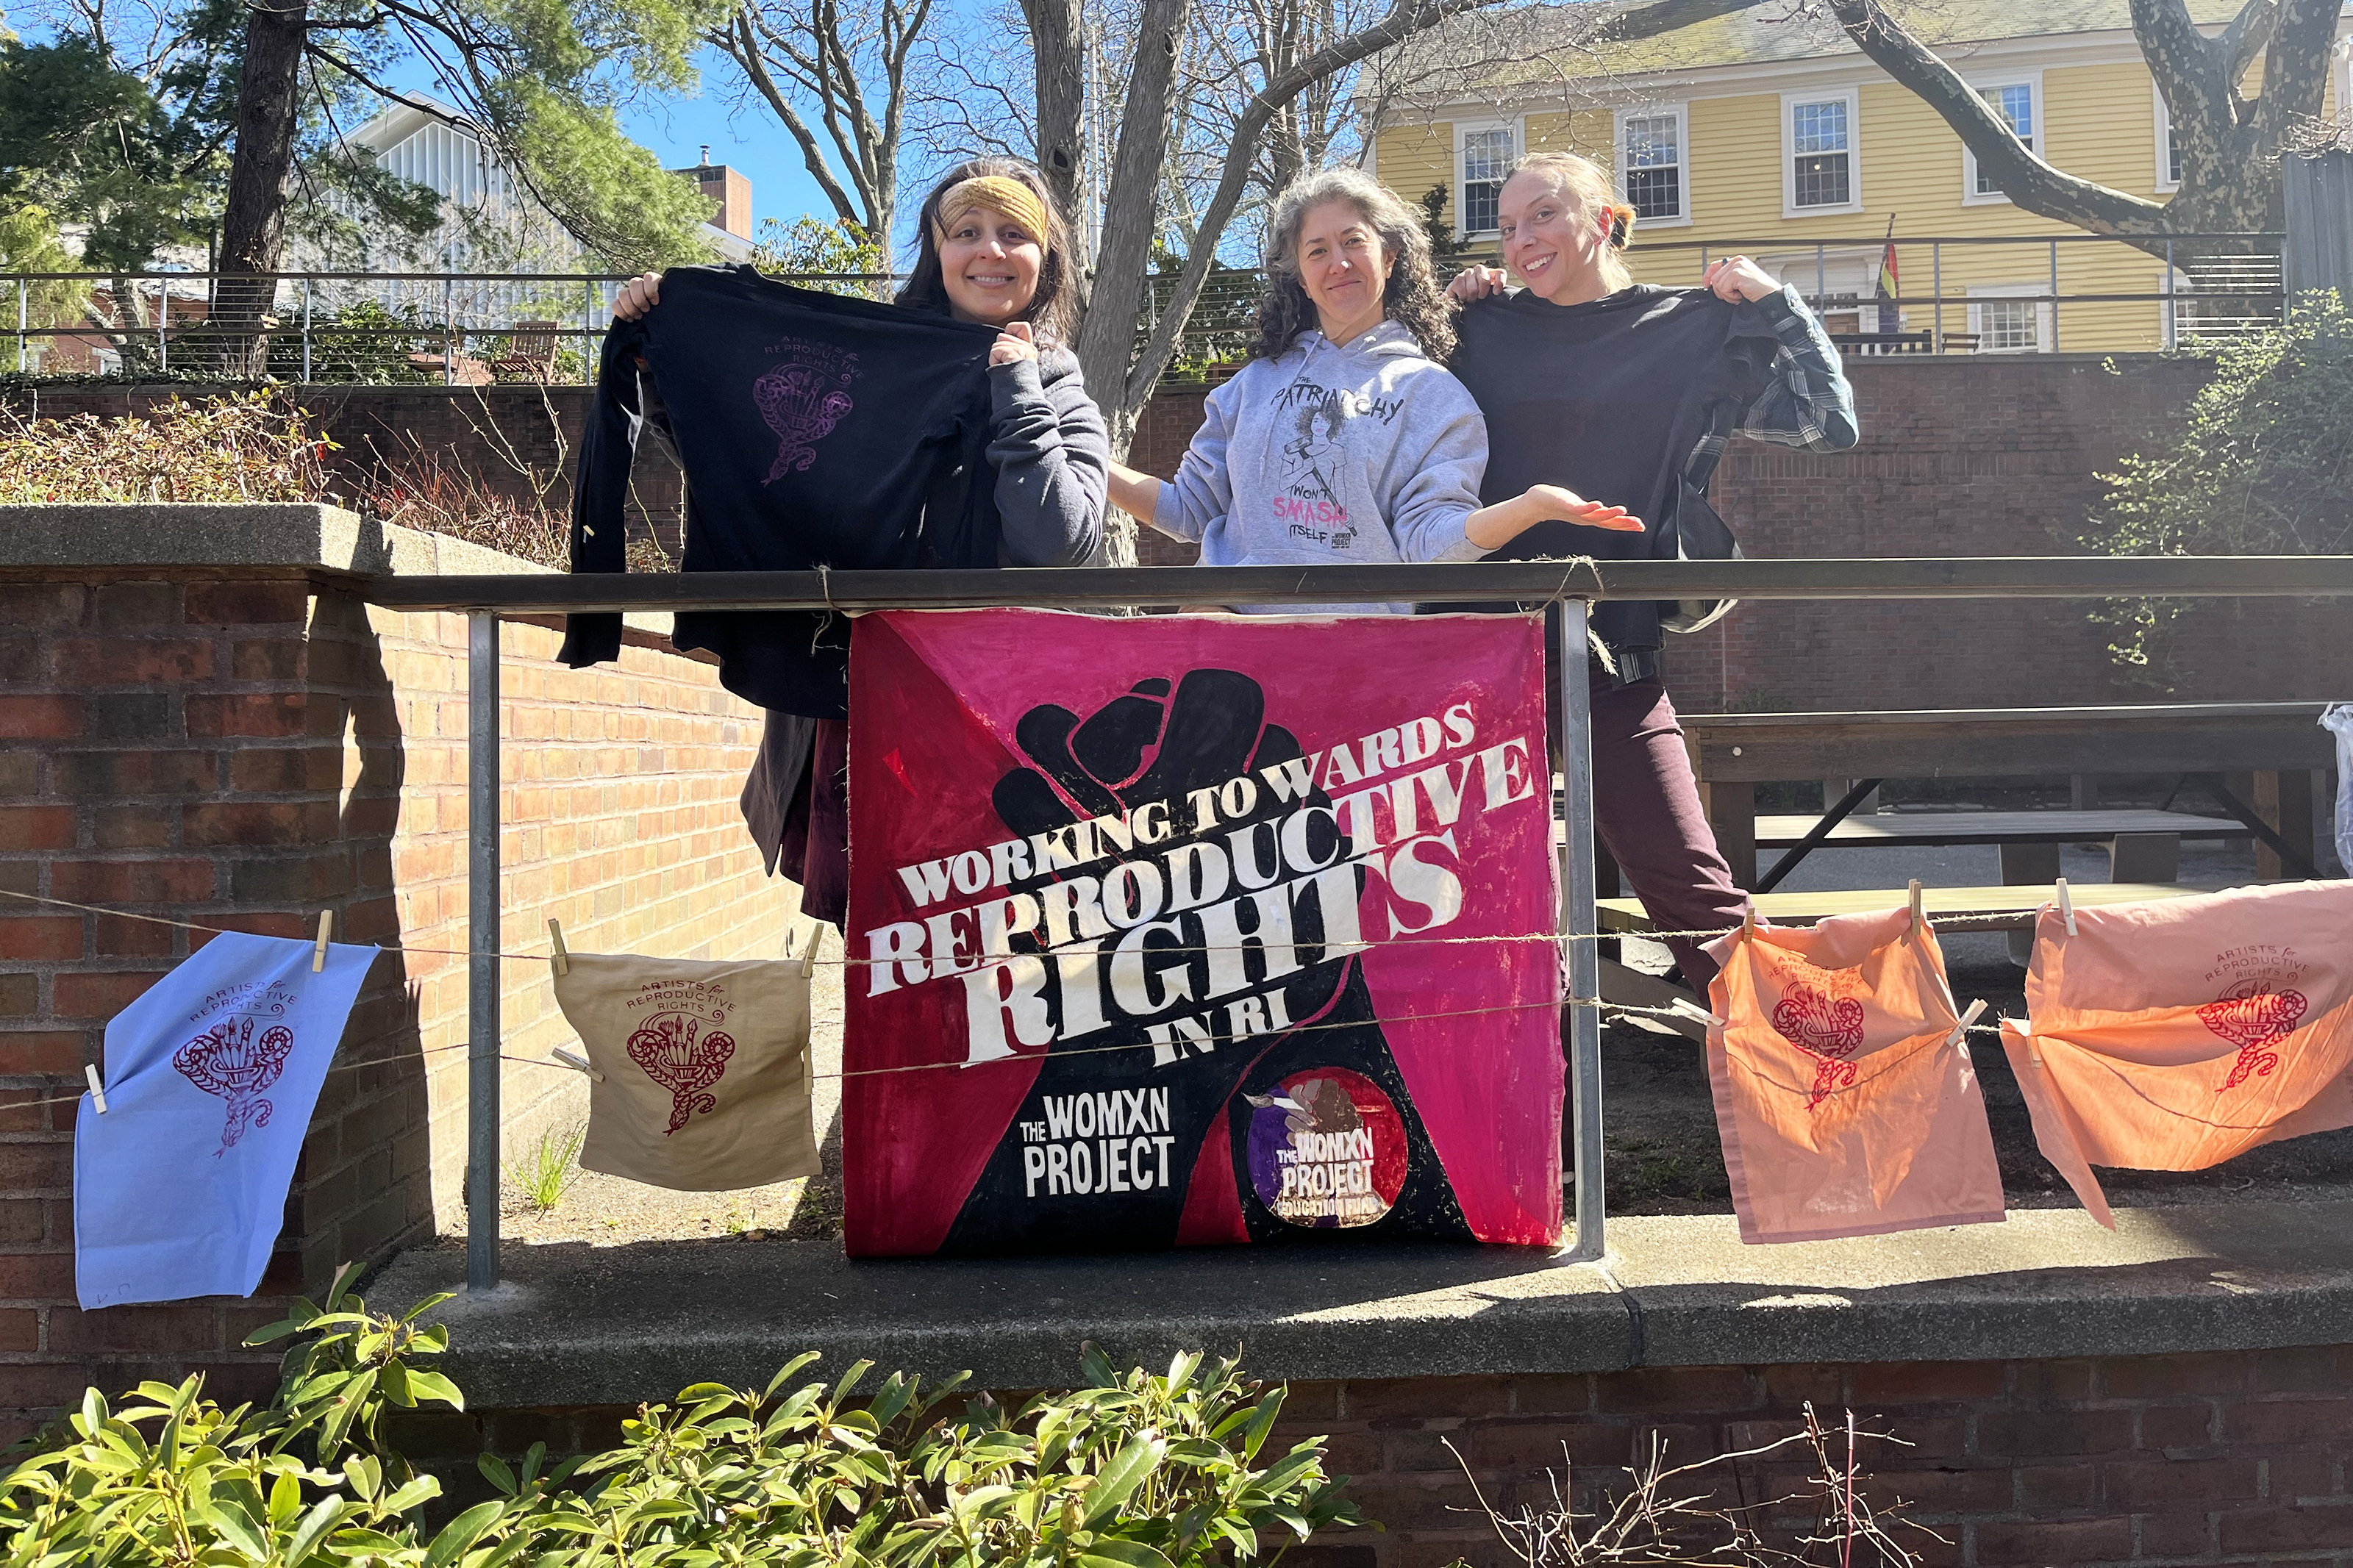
[1584,678,1750,987]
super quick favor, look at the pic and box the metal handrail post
[1932,241,1942,351]
[2049,239,2061,351]
[443,274,455,387]
[2165,239,2177,349]
[14,279,24,373]
[157,283,167,373]
[1554,598,1605,1264]
[466,609,502,1292]
[301,281,313,382]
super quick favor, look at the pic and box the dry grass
[0,391,329,504]
[1447,1404,1942,1567]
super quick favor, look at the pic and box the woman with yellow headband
[610,159,1106,568]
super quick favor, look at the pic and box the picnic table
[1680,702,2334,892]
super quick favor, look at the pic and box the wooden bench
[1679,704,2332,890]
[1753,807,2245,884]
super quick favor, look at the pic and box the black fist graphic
[940,667,1469,1253]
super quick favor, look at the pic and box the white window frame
[1454,118,1520,240]
[1782,87,1863,218]
[1614,103,1691,228]
[1961,73,2041,207]
[1966,283,2053,354]
[2153,84,2181,193]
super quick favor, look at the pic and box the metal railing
[1618,232,2289,352]
[357,554,2353,1290]
[1,231,2296,384]
[1,269,901,385]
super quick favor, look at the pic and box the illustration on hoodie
[1150,321,1493,612]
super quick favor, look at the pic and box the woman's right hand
[1447,265,1510,302]
[613,271,663,321]
[1524,484,1642,531]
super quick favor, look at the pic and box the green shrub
[2081,290,2353,687]
[1,1268,1363,1567]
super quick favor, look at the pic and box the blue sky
[613,54,841,237]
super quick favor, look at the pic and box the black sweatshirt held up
[558,265,1005,717]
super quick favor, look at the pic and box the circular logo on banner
[1245,1068,1408,1228]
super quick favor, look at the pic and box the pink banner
[841,609,1562,1256]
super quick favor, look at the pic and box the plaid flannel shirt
[1685,284,1859,484]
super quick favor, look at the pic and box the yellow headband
[934,176,1051,249]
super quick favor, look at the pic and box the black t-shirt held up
[1447,284,1784,655]
[558,265,1004,717]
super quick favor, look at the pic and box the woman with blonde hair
[1447,148,1857,986]
[1108,166,1637,613]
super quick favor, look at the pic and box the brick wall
[388,1347,2353,1568]
[1259,1349,2353,1568]
[0,569,791,1441]
[1130,355,2353,711]
[18,354,2349,704]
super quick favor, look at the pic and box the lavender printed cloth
[74,931,374,1309]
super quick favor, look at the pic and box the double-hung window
[1459,125,1514,237]
[1968,284,2051,354]
[1785,91,1857,213]
[1618,107,1686,223]
[1965,80,2037,201]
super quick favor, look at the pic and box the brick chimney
[673,154,752,240]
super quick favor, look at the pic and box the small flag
[1875,215,1899,335]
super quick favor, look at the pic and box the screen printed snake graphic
[174,1015,296,1155]
[754,351,860,482]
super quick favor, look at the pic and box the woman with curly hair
[1107,168,1637,613]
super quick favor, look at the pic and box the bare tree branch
[1829,1,2168,238]
[2217,0,2278,93]
[1120,0,1525,413]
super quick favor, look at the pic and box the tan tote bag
[551,931,822,1192]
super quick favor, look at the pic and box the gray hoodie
[1150,320,1490,613]
[989,343,1110,567]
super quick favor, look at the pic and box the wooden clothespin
[1945,998,1987,1050]
[796,921,826,977]
[547,918,569,977]
[2054,877,2077,937]
[312,909,332,972]
[551,1046,602,1081]
[1907,879,1925,937]
[85,1062,107,1115]
[1740,908,1756,942]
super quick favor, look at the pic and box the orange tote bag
[2000,881,2353,1228]
[1704,908,2004,1244]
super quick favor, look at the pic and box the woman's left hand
[990,321,1040,366]
[1702,256,1780,304]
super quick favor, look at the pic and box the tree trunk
[1073,0,1192,454]
[215,0,309,378]
[1024,0,1091,252]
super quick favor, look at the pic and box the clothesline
[0,886,2066,964]
[11,985,2018,1119]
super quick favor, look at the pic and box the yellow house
[1368,1,2353,351]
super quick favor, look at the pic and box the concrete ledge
[0,502,693,645]
[370,1199,2353,1406]
[0,503,550,579]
